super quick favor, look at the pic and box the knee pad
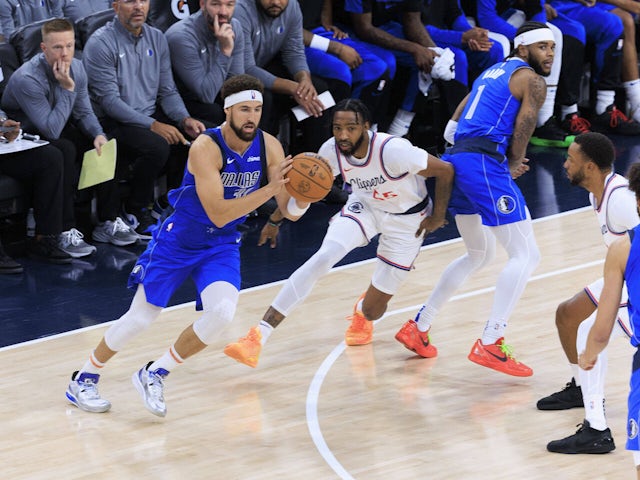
[104,304,160,352]
[193,297,236,345]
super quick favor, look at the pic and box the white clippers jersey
[590,172,640,248]
[318,131,429,214]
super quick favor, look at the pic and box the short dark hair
[333,98,371,126]
[627,162,640,199]
[573,132,615,172]
[42,18,74,38]
[221,74,264,100]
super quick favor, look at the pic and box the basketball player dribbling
[223,97,454,368]
[65,75,310,417]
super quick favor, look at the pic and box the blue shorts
[443,151,528,226]
[627,348,640,451]
[128,213,241,309]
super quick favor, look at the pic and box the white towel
[418,47,456,96]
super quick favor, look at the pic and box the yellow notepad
[78,138,117,190]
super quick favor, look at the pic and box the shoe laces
[61,228,85,247]
[147,370,166,400]
[569,114,591,134]
[112,217,133,234]
[241,327,261,345]
[608,106,632,127]
[78,377,101,400]
[496,339,519,361]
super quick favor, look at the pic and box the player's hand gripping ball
[285,152,333,203]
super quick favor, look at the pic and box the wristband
[443,119,458,145]
[309,34,330,52]
[287,197,310,217]
[267,217,283,227]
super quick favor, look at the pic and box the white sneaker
[66,371,111,413]
[132,362,168,417]
[92,217,138,246]
[59,228,97,258]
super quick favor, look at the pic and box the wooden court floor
[0,208,635,479]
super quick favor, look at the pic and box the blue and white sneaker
[66,371,111,413]
[132,362,168,417]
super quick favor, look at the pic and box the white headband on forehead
[224,90,263,108]
[514,28,555,48]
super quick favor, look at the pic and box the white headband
[224,90,263,108]
[514,28,555,48]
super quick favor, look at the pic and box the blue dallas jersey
[167,126,266,235]
[455,57,532,155]
[628,225,640,347]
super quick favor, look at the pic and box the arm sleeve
[167,25,229,104]
[280,2,311,78]
[0,0,16,39]
[476,0,516,39]
[70,63,104,139]
[425,25,464,46]
[13,72,76,140]
[156,35,190,123]
[83,35,155,128]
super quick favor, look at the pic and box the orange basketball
[285,152,334,203]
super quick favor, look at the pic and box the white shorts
[585,277,632,338]
[324,195,431,293]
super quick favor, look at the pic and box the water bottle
[26,208,35,238]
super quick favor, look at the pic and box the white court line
[305,256,604,480]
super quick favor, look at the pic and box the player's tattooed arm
[508,73,546,169]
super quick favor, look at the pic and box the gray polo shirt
[83,18,190,128]
[1,53,104,140]
[62,0,112,22]
[165,10,246,104]
[0,0,62,39]
[234,0,309,89]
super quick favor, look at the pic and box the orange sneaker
[394,319,437,358]
[345,295,373,346]
[468,338,532,377]
[224,326,262,368]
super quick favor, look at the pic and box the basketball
[285,152,333,203]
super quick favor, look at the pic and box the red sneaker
[394,319,437,358]
[345,294,373,346]
[224,326,262,368]
[468,338,532,377]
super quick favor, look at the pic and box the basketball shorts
[128,214,241,308]
[325,194,429,271]
[585,277,632,337]
[444,151,528,226]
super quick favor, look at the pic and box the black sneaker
[591,104,640,136]
[530,116,575,148]
[0,243,23,274]
[537,377,584,410]
[547,420,615,454]
[27,235,73,264]
[561,112,591,136]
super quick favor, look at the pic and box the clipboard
[78,138,117,189]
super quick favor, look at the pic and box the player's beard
[230,119,257,142]
[567,167,585,187]
[529,56,550,77]
[338,132,366,156]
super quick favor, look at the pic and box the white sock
[584,394,607,430]
[414,303,437,332]
[561,104,578,119]
[595,90,615,115]
[259,320,274,346]
[571,363,581,386]
[624,79,640,120]
[149,344,183,372]
[538,86,557,126]
[481,320,506,345]
[387,109,415,137]
[79,350,105,376]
